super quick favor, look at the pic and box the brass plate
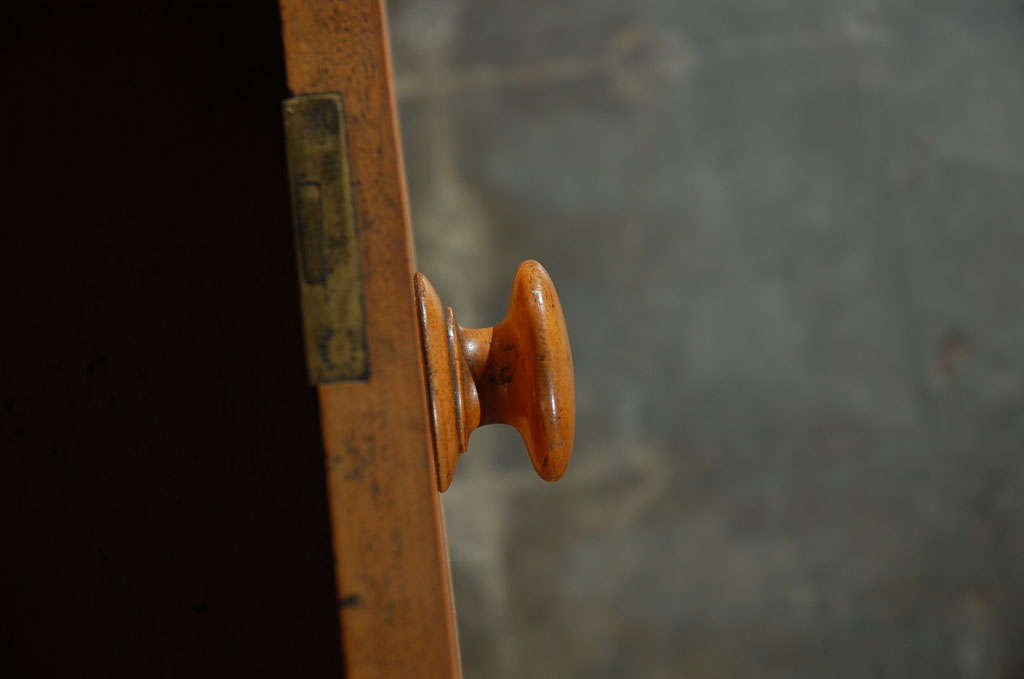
[283,94,369,382]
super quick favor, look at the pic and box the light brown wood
[279,1,461,677]
[415,261,575,491]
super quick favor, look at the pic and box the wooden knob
[414,260,575,492]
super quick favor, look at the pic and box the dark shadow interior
[2,2,345,675]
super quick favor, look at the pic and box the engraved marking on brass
[283,94,369,382]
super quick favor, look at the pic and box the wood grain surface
[279,1,462,676]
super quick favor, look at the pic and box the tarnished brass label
[283,94,369,383]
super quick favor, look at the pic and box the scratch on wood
[337,594,361,608]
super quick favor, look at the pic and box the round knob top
[414,260,575,491]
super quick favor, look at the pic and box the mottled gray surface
[387,1,1024,676]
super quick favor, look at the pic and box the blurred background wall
[387,1,1024,677]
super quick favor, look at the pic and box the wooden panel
[279,1,462,676]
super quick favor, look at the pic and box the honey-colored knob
[414,260,575,491]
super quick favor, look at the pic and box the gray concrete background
[387,1,1024,676]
